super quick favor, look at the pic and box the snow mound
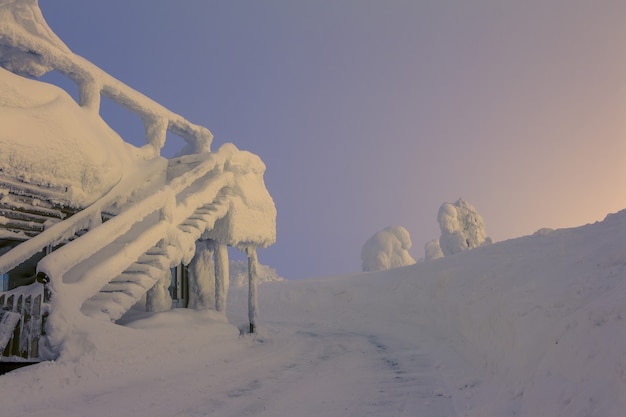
[361,225,416,272]
[0,66,139,207]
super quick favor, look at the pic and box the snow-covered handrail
[0,0,212,156]
[0,144,234,280]
[40,171,234,321]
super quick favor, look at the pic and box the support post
[214,243,229,312]
[187,240,216,309]
[246,246,258,333]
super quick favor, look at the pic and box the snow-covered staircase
[0,144,266,355]
[80,192,231,322]
[81,245,171,321]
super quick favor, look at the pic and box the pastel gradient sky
[38,0,626,279]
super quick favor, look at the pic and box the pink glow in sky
[38,0,626,278]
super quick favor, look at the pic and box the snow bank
[417,209,626,416]
[0,308,240,416]
[361,226,416,272]
[247,209,626,417]
[0,66,139,207]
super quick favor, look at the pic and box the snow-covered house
[0,0,275,361]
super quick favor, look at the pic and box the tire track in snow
[223,280,459,417]
[365,334,457,416]
[200,321,457,417]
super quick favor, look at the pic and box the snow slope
[1,209,625,417]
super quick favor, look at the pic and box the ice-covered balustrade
[0,0,212,156]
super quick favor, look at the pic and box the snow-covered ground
[2,208,625,417]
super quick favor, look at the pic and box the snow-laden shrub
[361,226,416,272]
[229,260,284,288]
[435,198,492,257]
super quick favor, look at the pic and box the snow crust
[361,225,416,272]
[2,209,625,417]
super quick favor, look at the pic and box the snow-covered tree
[435,198,491,257]
[361,226,416,272]
[424,238,444,260]
[229,260,284,288]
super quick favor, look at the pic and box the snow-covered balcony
[0,0,276,360]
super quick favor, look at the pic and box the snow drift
[0,66,139,207]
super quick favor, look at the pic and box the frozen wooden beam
[246,246,258,334]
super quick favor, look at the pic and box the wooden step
[100,282,147,299]
[110,271,156,289]
[81,292,137,321]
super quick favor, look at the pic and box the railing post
[77,77,101,114]
[0,284,45,360]
[144,117,168,155]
